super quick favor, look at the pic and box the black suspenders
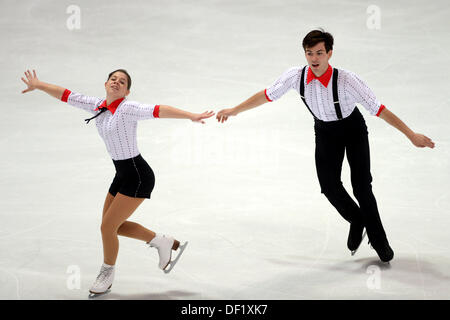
[332,68,343,120]
[300,66,342,120]
[300,66,318,120]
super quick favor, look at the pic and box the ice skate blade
[88,285,112,299]
[350,229,367,256]
[164,241,188,274]
[88,289,111,299]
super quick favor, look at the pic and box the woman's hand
[21,70,40,93]
[216,107,238,123]
[410,133,435,148]
[191,111,215,124]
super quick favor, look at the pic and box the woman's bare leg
[117,221,156,242]
[101,193,146,265]
[102,192,156,242]
[102,192,115,217]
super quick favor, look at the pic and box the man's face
[105,72,130,98]
[304,42,332,76]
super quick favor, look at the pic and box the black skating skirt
[108,154,155,199]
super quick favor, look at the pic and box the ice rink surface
[1,0,449,300]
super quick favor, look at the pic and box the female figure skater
[216,30,435,263]
[21,69,214,296]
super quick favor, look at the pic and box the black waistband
[112,154,144,165]
[314,107,362,126]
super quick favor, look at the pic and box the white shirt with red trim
[265,65,385,122]
[61,90,160,160]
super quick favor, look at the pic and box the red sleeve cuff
[61,89,71,102]
[264,89,272,102]
[153,105,160,118]
[376,104,386,117]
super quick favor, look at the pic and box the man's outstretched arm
[216,90,269,123]
[378,107,435,148]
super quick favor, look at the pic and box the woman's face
[105,71,130,98]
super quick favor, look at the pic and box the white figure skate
[148,234,188,274]
[88,264,115,298]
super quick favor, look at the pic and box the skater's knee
[352,184,373,200]
[101,221,119,235]
[320,183,344,200]
[100,222,110,234]
[351,176,372,193]
[321,188,333,200]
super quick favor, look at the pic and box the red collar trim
[95,97,125,115]
[306,64,333,87]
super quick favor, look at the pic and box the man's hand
[410,133,435,148]
[216,107,238,123]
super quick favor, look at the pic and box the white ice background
[0,0,449,299]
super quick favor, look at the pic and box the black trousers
[314,107,387,243]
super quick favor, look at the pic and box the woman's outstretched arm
[21,70,66,100]
[158,105,215,124]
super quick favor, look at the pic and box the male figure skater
[216,29,435,262]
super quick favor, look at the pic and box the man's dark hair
[302,29,334,52]
[108,69,132,90]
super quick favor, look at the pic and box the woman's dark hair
[302,29,334,52]
[108,69,132,90]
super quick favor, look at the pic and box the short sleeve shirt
[62,90,159,160]
[265,65,384,121]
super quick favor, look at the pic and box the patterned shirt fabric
[265,65,385,122]
[62,89,159,160]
